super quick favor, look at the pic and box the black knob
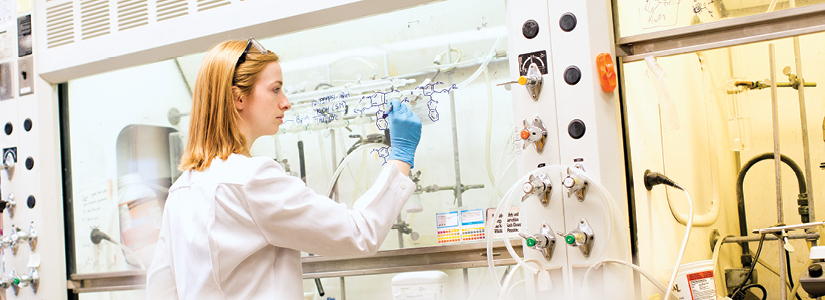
[522,20,539,39]
[23,118,31,131]
[26,195,35,209]
[559,13,577,32]
[564,66,581,85]
[4,122,11,135]
[810,264,823,278]
[24,157,33,170]
[568,119,586,139]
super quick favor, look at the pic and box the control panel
[0,2,67,299]
[505,0,626,298]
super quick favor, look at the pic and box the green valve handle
[565,234,576,245]
[12,278,18,285]
[526,237,536,247]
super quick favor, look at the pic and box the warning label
[486,207,521,238]
[686,270,715,300]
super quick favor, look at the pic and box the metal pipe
[779,238,789,300]
[330,129,338,202]
[446,43,463,207]
[752,221,825,234]
[340,277,346,300]
[463,268,470,298]
[723,232,819,244]
[731,80,816,91]
[397,214,404,249]
[792,35,816,225]
[769,42,788,300]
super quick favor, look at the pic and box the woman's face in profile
[239,61,291,139]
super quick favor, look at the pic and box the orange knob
[596,53,617,92]
[520,129,530,140]
[518,76,528,85]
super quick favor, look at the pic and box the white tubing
[507,280,525,300]
[318,132,330,182]
[664,189,719,226]
[663,186,693,300]
[581,259,677,300]
[352,147,369,200]
[113,240,146,269]
[483,65,503,199]
[767,0,779,12]
[457,37,504,88]
[488,157,517,207]
[325,143,386,197]
[487,171,533,290]
[466,266,488,300]
[499,258,543,300]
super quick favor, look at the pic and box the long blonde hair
[179,40,280,171]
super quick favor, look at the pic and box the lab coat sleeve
[146,203,179,299]
[243,160,414,257]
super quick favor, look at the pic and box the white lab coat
[146,154,414,299]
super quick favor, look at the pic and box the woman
[146,39,422,299]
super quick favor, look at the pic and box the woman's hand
[386,99,422,169]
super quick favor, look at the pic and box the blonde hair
[179,40,280,171]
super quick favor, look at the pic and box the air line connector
[643,169,680,191]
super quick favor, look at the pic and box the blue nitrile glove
[386,99,422,168]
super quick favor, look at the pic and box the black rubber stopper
[4,122,11,135]
[810,264,823,278]
[26,195,35,209]
[23,118,32,131]
[564,66,582,85]
[537,163,546,168]
[522,20,539,39]
[560,13,577,32]
[25,157,33,170]
[568,119,586,139]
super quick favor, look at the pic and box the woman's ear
[232,86,244,111]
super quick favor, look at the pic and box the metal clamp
[522,172,552,206]
[10,268,39,295]
[558,218,595,258]
[562,164,589,201]
[519,223,556,261]
[520,116,547,154]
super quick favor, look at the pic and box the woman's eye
[273,88,281,94]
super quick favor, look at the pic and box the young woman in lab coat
[146,39,422,299]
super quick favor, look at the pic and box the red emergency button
[596,53,617,92]
[520,129,530,140]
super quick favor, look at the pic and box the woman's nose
[281,96,291,111]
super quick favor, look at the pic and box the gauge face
[517,50,548,76]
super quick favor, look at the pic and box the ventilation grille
[118,0,148,31]
[157,0,188,22]
[46,1,74,48]
[45,0,238,48]
[197,0,230,12]
[80,0,110,40]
